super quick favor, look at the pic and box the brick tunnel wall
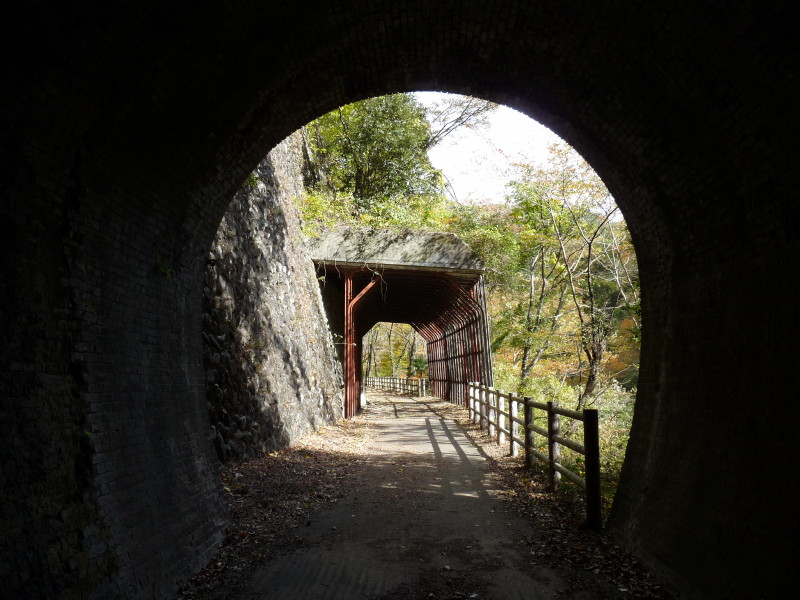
[1,2,798,598]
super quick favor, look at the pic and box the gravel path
[177,393,670,599]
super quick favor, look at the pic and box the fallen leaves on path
[177,393,671,599]
[176,415,373,599]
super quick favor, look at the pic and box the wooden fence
[468,381,602,530]
[365,376,428,398]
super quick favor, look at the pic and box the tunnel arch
[2,2,796,598]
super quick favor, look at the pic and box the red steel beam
[343,271,356,418]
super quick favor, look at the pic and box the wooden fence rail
[468,381,602,530]
[365,376,428,398]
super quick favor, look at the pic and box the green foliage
[590,381,635,475]
[446,203,520,287]
[490,143,641,401]
[364,323,427,378]
[245,172,261,189]
[408,356,428,377]
[451,141,640,498]
[357,192,455,230]
[294,189,355,236]
[489,359,522,395]
[306,94,443,219]
[520,374,577,405]
[548,379,635,507]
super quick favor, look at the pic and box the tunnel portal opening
[2,2,796,598]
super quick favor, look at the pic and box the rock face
[203,132,343,462]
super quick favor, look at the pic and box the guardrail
[365,376,428,398]
[468,381,602,530]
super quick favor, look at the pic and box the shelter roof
[310,226,484,283]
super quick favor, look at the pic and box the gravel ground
[176,392,671,599]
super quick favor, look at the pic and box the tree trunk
[407,331,417,376]
[386,323,397,377]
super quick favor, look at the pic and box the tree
[510,143,639,407]
[503,180,570,393]
[300,93,498,231]
[423,94,497,148]
[363,323,425,378]
[305,94,442,218]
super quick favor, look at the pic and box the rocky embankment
[203,132,343,462]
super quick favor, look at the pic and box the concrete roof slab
[310,226,485,273]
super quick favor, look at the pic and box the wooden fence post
[484,387,490,432]
[478,385,485,428]
[524,397,533,468]
[547,401,561,491]
[498,394,505,445]
[509,394,517,457]
[479,386,484,425]
[485,387,491,435]
[496,390,501,443]
[473,383,478,422]
[468,383,474,422]
[487,387,495,437]
[583,408,602,530]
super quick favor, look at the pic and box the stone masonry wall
[203,132,343,462]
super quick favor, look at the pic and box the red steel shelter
[311,227,494,417]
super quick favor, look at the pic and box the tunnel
[1,1,797,598]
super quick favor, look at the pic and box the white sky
[415,92,560,204]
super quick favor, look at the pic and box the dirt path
[178,392,669,599]
[238,394,612,599]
